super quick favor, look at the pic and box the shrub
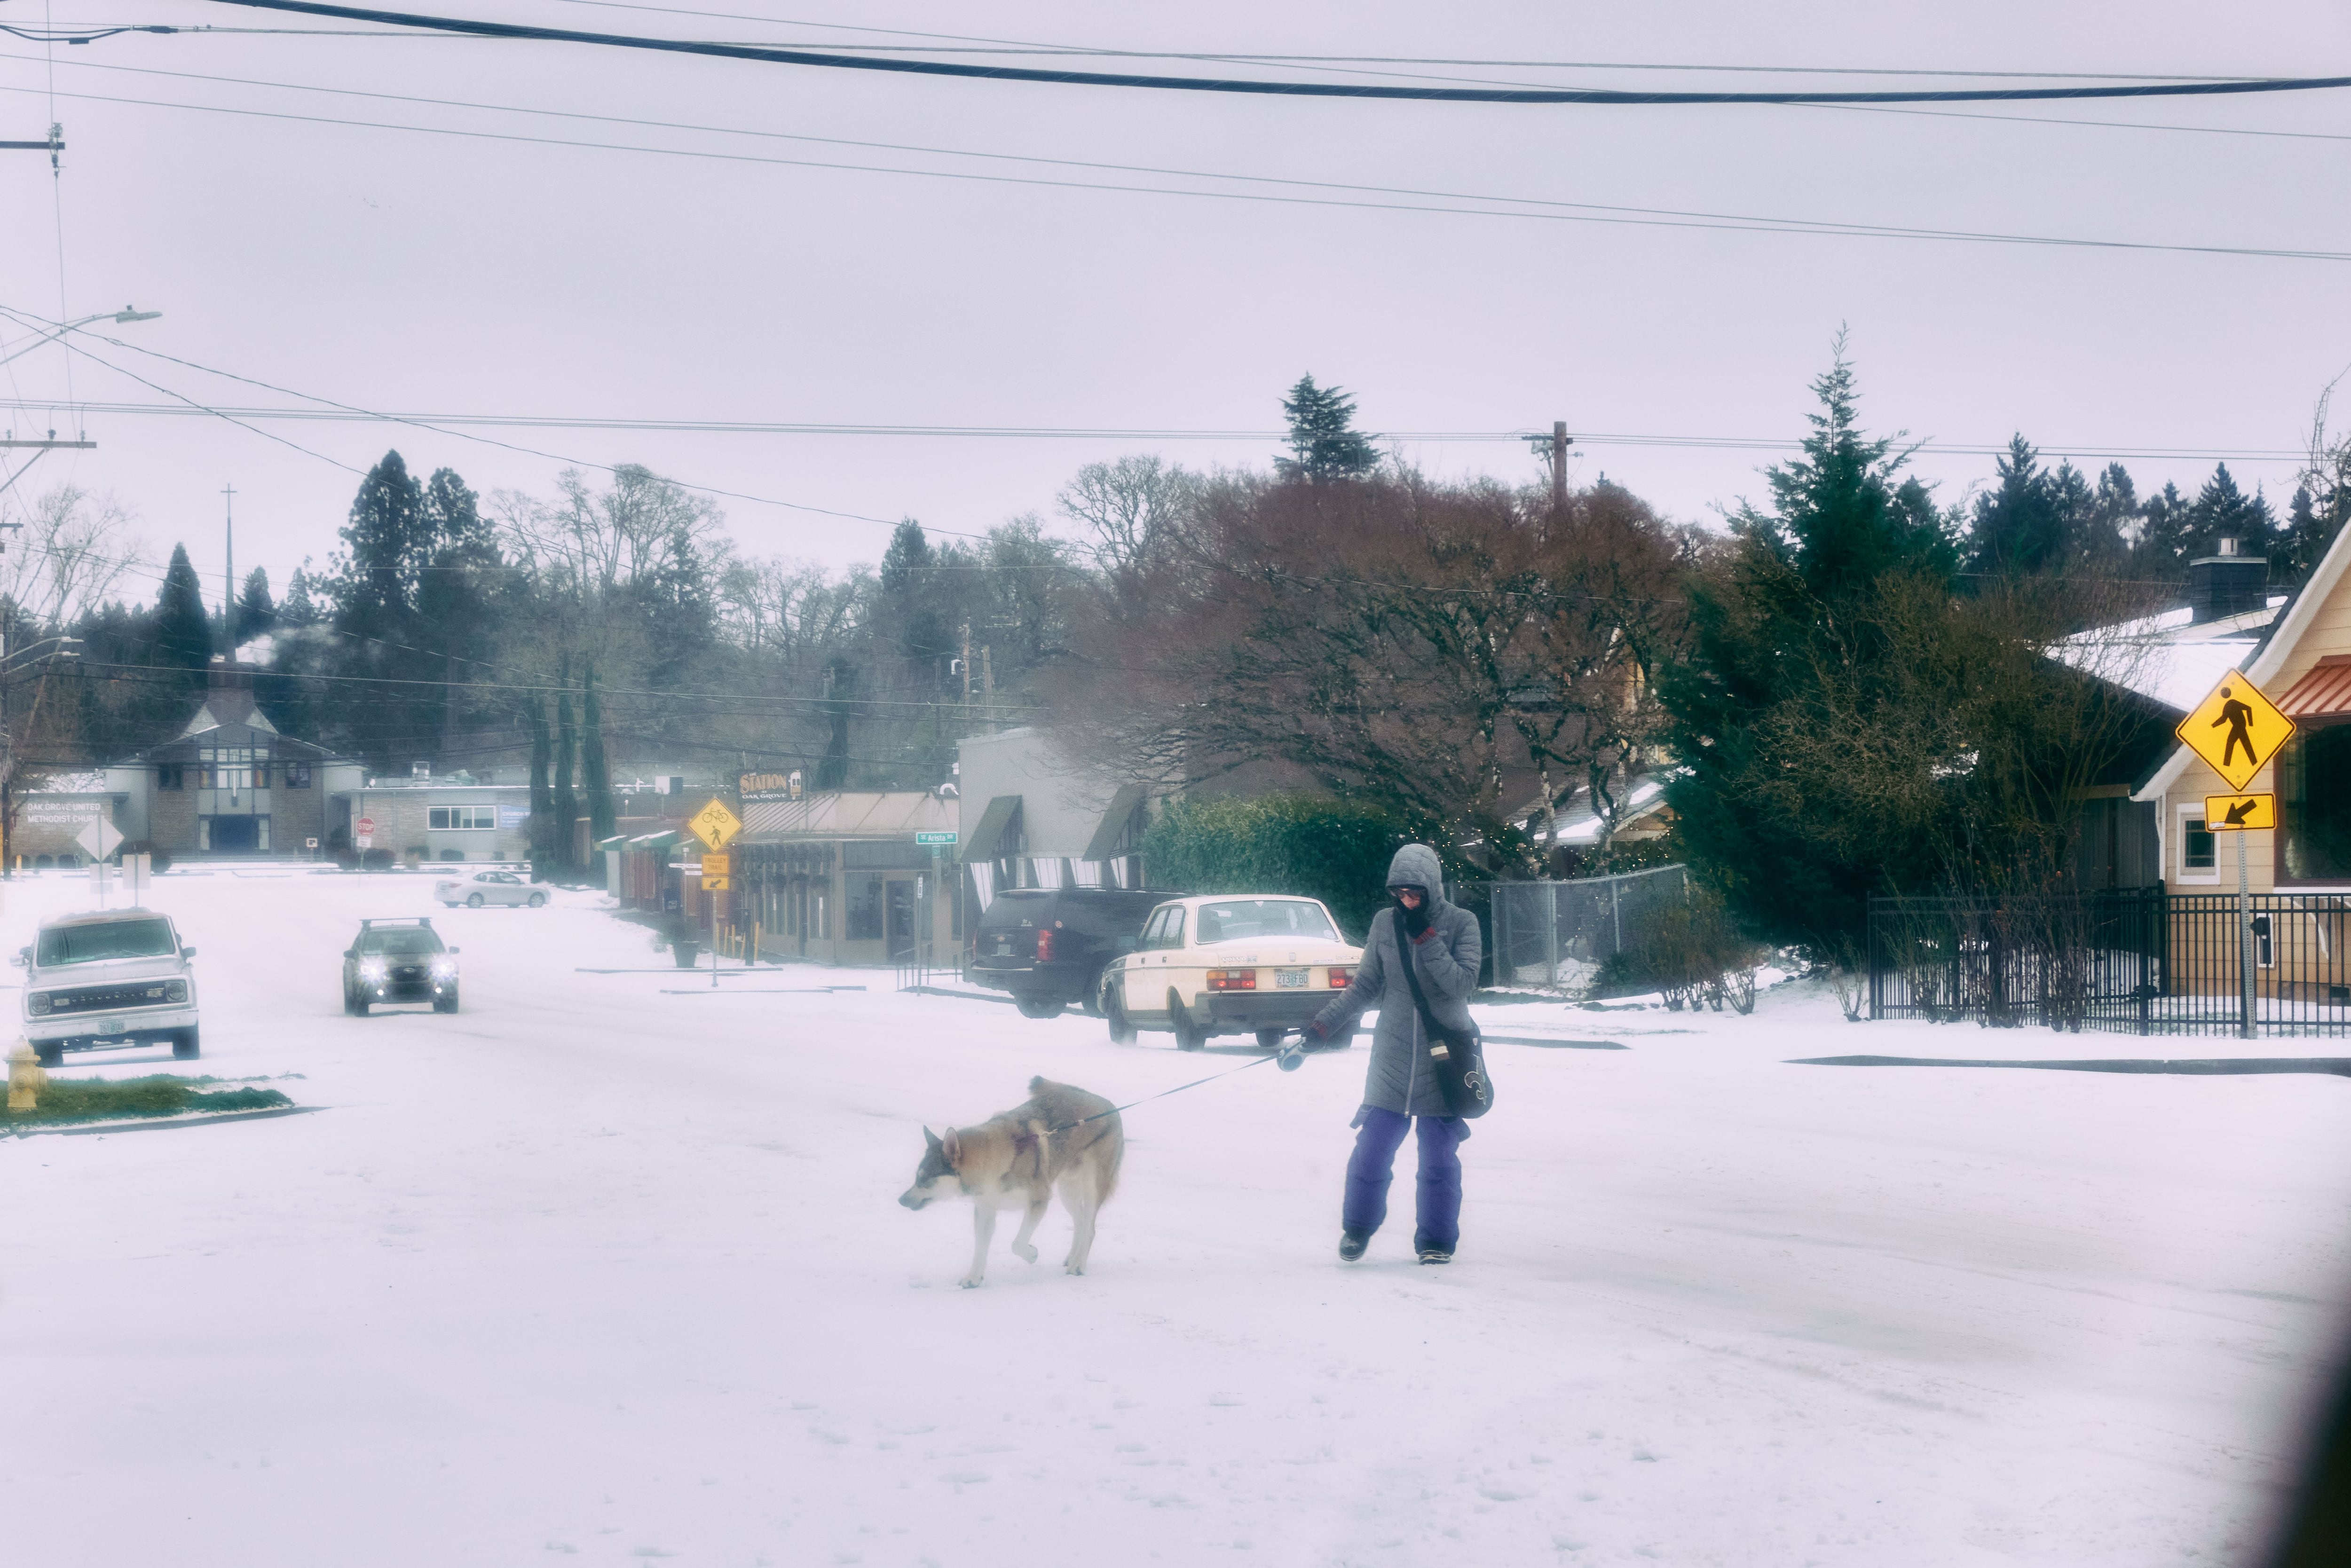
[1598,888,1767,1012]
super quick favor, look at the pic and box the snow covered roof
[2053,594,2288,714]
[1520,774,1673,848]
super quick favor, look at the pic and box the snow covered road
[3,868,2347,1567]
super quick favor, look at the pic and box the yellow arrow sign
[2204,793,2276,832]
[687,798,743,851]
[2176,670,2296,791]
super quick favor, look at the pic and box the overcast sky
[2,0,2349,608]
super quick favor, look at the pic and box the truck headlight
[165,980,189,1003]
[28,993,49,1016]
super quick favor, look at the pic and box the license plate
[104,1017,127,1033]
[1276,969,1307,988]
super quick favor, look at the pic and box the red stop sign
[356,817,376,834]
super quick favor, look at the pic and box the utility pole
[1526,421,1574,510]
[221,483,237,648]
[960,622,973,707]
[979,646,994,729]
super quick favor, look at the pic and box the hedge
[1141,794,1413,942]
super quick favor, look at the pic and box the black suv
[342,918,460,1015]
[968,886,1185,1019]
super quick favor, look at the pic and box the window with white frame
[429,805,497,831]
[2176,804,2219,883]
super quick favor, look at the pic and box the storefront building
[735,790,957,965]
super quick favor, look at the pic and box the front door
[885,878,917,962]
[208,815,261,854]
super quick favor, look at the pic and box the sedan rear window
[1194,900,1337,944]
[38,918,177,965]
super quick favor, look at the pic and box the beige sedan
[436,869,547,908]
[1098,895,1362,1051]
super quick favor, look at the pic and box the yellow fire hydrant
[7,1043,46,1112]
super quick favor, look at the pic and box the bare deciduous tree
[1056,455,1199,576]
[0,483,145,630]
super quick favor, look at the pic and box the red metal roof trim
[2275,654,2351,717]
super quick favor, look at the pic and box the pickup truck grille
[47,982,176,1012]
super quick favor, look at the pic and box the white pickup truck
[16,908,201,1066]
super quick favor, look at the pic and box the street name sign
[688,799,743,851]
[915,831,958,845]
[2177,669,2295,791]
[2205,793,2276,832]
[74,818,123,862]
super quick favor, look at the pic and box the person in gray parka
[1302,843,1481,1264]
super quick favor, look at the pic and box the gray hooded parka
[1311,843,1482,1117]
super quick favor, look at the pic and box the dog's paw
[1064,1263,1085,1276]
[958,1276,985,1289]
[1012,1243,1038,1264]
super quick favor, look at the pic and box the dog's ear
[941,1127,962,1166]
[923,1125,943,1150]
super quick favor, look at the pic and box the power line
[205,1,2351,107]
[0,394,2312,465]
[6,60,2343,263]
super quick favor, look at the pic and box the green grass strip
[2,1074,295,1127]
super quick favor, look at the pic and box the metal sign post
[2178,671,2296,1041]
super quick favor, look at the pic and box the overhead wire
[0,71,2341,263]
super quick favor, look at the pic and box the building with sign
[955,727,1157,918]
[734,790,958,965]
[2131,523,2351,896]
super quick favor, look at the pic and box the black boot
[1414,1232,1453,1265]
[1338,1229,1371,1262]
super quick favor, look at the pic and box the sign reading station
[2204,793,2276,832]
[2177,669,2296,792]
[687,799,744,851]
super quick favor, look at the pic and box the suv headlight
[431,960,457,979]
[165,979,189,1003]
[359,959,387,980]
[28,992,49,1016]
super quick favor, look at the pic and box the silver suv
[17,908,201,1066]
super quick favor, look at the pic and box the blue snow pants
[1343,1107,1467,1251]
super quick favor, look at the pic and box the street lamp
[0,307,161,371]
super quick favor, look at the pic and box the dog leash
[1050,1044,1300,1133]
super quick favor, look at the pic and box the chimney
[2188,537,2268,624]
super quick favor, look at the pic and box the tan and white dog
[899,1077,1123,1288]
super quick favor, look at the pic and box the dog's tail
[1093,1111,1123,1208]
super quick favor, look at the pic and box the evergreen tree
[583,664,615,845]
[278,563,322,627]
[234,567,275,645]
[1659,347,1960,944]
[2135,481,2194,579]
[2185,463,2277,559]
[2279,485,2342,584]
[155,544,213,674]
[553,672,579,874]
[1965,435,2064,578]
[2084,463,2139,562]
[1275,375,1379,482]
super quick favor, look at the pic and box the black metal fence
[1868,886,2351,1036]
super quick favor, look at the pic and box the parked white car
[1097,895,1362,1051]
[16,907,201,1066]
[437,869,547,908]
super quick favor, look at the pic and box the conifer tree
[2185,463,2277,559]
[234,567,275,645]
[155,544,213,675]
[1964,435,2063,578]
[1275,375,1379,482]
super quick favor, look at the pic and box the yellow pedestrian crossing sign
[2177,670,2295,791]
[687,798,744,851]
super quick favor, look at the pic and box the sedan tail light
[1207,969,1256,991]
[1327,967,1354,988]
[1035,928,1056,962]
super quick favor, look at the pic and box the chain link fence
[1487,864,1692,990]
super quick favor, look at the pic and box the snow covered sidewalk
[1,871,2346,1567]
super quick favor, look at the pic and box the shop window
[429,805,497,831]
[847,873,884,940]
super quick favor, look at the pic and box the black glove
[1397,896,1433,940]
[1303,1016,1330,1041]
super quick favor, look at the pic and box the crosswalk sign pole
[2238,830,2256,1040]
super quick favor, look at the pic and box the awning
[1081,784,1147,862]
[2276,654,2351,719]
[627,829,684,851]
[961,794,1021,863]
